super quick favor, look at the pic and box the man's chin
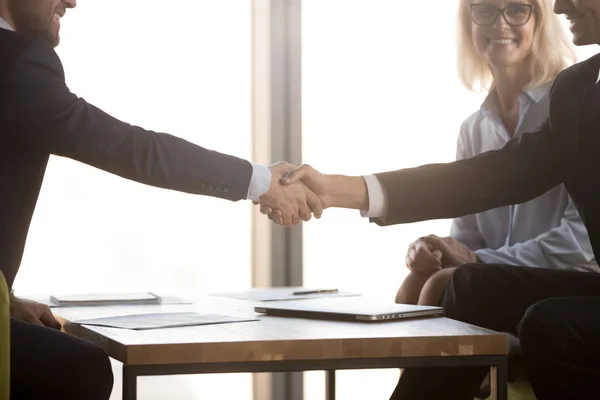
[45,29,60,47]
[49,23,60,46]
[571,31,597,47]
[15,24,60,47]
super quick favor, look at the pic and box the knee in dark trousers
[517,298,555,345]
[440,263,488,322]
[53,342,114,400]
[74,344,114,400]
[517,297,577,362]
[516,299,557,395]
[517,297,600,399]
[10,318,114,400]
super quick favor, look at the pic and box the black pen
[292,289,339,295]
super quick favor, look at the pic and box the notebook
[50,292,161,306]
[254,299,443,322]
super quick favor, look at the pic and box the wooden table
[54,297,508,400]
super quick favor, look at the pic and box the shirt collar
[480,82,551,116]
[522,84,550,103]
[0,16,14,31]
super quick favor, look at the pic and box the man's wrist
[360,175,387,218]
[328,175,369,210]
[247,162,272,201]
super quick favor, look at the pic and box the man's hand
[10,295,61,329]
[406,238,443,275]
[258,162,324,226]
[281,164,333,208]
[420,235,479,267]
[259,164,333,225]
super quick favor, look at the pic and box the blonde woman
[394,0,596,308]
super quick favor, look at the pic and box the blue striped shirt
[451,83,598,272]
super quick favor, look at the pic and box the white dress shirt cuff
[247,162,272,201]
[360,175,387,218]
[0,17,14,31]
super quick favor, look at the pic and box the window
[301,3,483,397]
[15,1,252,399]
[302,0,485,298]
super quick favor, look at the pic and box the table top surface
[54,294,508,366]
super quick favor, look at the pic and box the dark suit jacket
[374,53,600,260]
[0,29,253,288]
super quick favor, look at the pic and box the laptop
[254,299,443,322]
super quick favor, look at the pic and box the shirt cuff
[360,175,387,218]
[247,162,272,201]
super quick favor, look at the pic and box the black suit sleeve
[0,38,253,201]
[373,115,569,226]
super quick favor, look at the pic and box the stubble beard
[8,0,60,47]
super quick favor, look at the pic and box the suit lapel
[578,61,600,129]
[579,85,593,133]
[569,59,600,169]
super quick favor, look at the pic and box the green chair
[480,373,536,400]
[0,272,9,400]
[505,376,536,400]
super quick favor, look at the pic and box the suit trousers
[10,318,113,400]
[389,263,600,400]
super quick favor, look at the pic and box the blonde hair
[457,0,576,92]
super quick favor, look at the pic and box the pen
[292,289,339,295]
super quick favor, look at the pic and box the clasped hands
[405,235,480,274]
[256,162,330,226]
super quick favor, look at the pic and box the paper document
[74,312,258,330]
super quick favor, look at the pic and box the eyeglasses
[469,3,535,27]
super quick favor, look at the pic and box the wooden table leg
[123,366,137,400]
[326,370,336,400]
[489,361,507,400]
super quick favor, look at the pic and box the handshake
[256,162,333,226]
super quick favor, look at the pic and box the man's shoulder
[0,30,62,85]
[0,28,36,61]
[0,29,37,82]
[554,53,600,89]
